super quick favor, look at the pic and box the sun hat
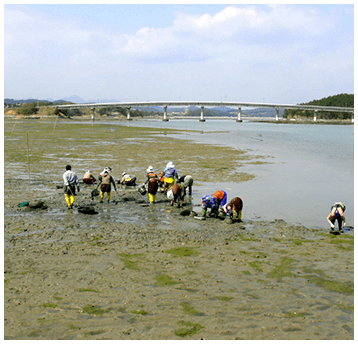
[166,161,175,168]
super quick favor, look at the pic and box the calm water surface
[115,119,354,229]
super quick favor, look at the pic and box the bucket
[138,185,147,195]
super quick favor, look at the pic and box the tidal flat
[4,118,354,340]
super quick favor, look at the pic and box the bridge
[54,101,354,123]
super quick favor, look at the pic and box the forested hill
[283,93,353,120]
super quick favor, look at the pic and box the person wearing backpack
[97,167,117,203]
[327,202,346,231]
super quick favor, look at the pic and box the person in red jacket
[167,183,184,207]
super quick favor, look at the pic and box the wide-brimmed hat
[166,161,175,168]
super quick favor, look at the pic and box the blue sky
[4,4,354,104]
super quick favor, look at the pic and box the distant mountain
[62,95,87,103]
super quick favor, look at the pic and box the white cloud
[4,4,353,102]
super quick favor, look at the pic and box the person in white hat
[119,171,136,186]
[97,167,116,203]
[83,170,96,184]
[144,166,159,203]
[162,161,179,194]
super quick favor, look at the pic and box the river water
[113,119,354,229]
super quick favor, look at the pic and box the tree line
[283,93,354,120]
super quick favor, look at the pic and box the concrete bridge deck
[53,100,354,122]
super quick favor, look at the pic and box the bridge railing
[52,101,354,123]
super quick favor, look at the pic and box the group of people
[62,162,194,209]
[201,190,243,221]
[63,165,118,208]
[143,162,194,206]
[63,165,347,231]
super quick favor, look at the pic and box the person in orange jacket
[144,166,159,203]
[211,190,227,210]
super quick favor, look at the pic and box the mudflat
[4,118,354,340]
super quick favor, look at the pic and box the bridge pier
[199,106,206,122]
[91,107,95,122]
[276,107,279,121]
[163,106,169,121]
[236,107,242,122]
[314,110,317,122]
[352,112,354,123]
[127,107,132,120]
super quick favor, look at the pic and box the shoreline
[4,119,354,340]
[4,114,354,125]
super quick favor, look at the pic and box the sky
[3,3,354,104]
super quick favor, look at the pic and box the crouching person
[222,197,243,221]
[83,170,96,184]
[120,172,137,186]
[167,183,184,207]
[201,195,219,218]
[178,175,194,196]
[327,202,346,232]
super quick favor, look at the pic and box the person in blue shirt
[162,161,179,194]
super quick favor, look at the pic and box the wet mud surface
[4,119,354,340]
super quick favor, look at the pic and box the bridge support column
[352,112,354,123]
[314,110,317,122]
[91,108,95,122]
[236,107,242,122]
[127,107,132,120]
[199,106,206,122]
[276,108,279,121]
[163,106,169,121]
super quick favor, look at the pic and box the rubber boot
[148,193,155,203]
[69,195,75,208]
[65,194,72,209]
